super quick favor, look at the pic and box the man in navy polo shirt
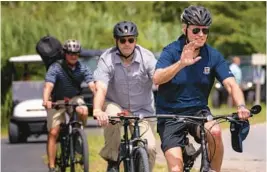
[43,39,95,172]
[153,5,250,172]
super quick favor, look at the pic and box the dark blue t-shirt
[156,35,234,115]
[45,60,94,101]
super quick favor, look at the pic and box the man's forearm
[93,82,107,111]
[43,82,54,102]
[230,84,246,106]
[93,91,105,110]
[153,61,185,85]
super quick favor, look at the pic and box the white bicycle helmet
[62,39,81,53]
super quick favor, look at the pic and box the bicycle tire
[55,142,67,172]
[70,128,89,172]
[133,147,150,172]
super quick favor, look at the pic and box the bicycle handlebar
[156,105,262,122]
[93,105,261,124]
[51,102,92,107]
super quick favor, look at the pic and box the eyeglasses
[119,37,135,44]
[191,28,209,35]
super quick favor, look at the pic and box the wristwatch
[237,104,246,109]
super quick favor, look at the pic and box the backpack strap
[56,60,82,95]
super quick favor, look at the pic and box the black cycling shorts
[157,120,199,152]
[157,109,211,153]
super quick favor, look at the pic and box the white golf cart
[8,54,47,143]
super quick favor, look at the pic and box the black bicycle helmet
[113,21,138,38]
[181,5,212,26]
[62,39,81,53]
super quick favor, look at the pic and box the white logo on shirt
[203,67,210,75]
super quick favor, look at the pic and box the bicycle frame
[109,116,149,172]
[55,102,90,171]
[58,106,81,168]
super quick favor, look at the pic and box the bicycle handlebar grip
[232,105,262,120]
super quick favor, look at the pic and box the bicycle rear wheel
[133,147,150,172]
[70,128,89,172]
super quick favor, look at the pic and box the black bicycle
[53,101,90,172]
[156,105,262,172]
[108,112,151,172]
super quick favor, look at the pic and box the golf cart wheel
[8,122,27,143]
[8,122,20,143]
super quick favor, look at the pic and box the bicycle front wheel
[133,147,150,172]
[55,141,67,172]
[71,128,89,172]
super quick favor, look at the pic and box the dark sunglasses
[119,37,135,44]
[191,28,209,35]
[66,52,80,56]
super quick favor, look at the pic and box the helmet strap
[116,48,135,59]
[185,24,208,50]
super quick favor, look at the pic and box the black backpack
[36,35,82,94]
[36,35,63,70]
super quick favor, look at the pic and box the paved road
[1,128,102,172]
[1,123,266,172]
[1,136,47,172]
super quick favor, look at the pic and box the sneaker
[48,167,56,172]
[106,160,118,172]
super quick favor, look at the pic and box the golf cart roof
[9,54,42,63]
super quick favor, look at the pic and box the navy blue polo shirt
[156,35,234,115]
[45,60,94,101]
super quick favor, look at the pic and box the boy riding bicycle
[42,39,95,172]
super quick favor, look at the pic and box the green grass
[87,135,171,172]
[1,127,8,138]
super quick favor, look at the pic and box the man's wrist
[93,109,102,114]
[237,104,246,109]
[177,60,186,68]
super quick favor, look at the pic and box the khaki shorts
[46,96,87,131]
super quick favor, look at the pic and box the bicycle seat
[230,120,250,153]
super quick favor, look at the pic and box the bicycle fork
[119,120,134,172]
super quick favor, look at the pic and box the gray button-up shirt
[94,45,157,116]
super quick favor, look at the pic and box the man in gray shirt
[93,21,157,172]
